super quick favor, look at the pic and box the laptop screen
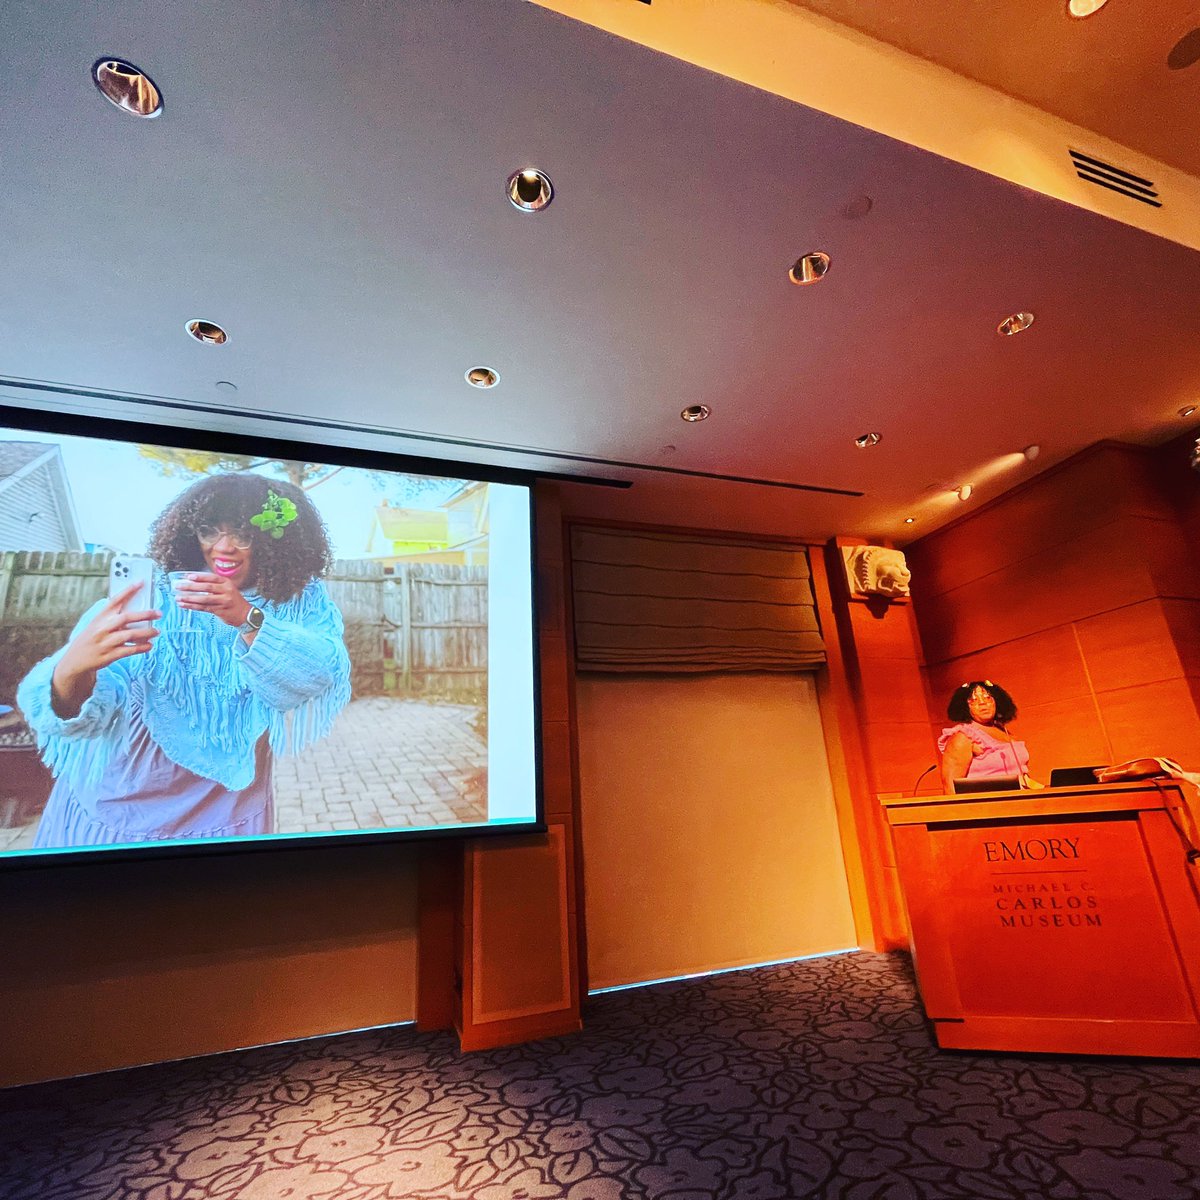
[951,776,1021,795]
[1048,766,1104,787]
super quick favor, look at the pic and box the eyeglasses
[195,524,253,550]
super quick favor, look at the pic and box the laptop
[951,776,1021,795]
[1048,766,1104,787]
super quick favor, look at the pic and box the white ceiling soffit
[529,0,1200,254]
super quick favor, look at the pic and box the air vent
[1069,149,1161,208]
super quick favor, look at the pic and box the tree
[137,446,338,489]
[137,445,467,503]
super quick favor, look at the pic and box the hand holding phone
[51,571,162,718]
[108,556,158,627]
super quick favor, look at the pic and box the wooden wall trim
[451,482,582,1051]
[415,842,459,1031]
[808,546,883,949]
[561,511,590,997]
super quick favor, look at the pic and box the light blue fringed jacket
[18,577,352,791]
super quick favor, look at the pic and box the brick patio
[273,695,488,833]
[0,695,488,850]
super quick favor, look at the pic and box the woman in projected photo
[17,474,351,848]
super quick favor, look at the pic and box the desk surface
[882,780,1186,826]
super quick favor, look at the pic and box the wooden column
[417,482,582,1049]
[811,539,935,949]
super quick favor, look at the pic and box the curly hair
[947,680,1018,727]
[147,473,333,604]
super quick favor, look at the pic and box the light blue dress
[17,577,351,849]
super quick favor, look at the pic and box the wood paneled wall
[0,843,420,1088]
[907,443,1200,777]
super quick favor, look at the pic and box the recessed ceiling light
[1167,28,1200,70]
[185,319,227,345]
[997,311,1035,336]
[854,432,882,448]
[841,195,873,220]
[506,168,553,213]
[92,58,162,117]
[957,484,973,502]
[1023,444,1041,462]
[680,405,710,422]
[214,380,238,393]
[465,366,499,389]
[1067,0,1109,17]
[1179,405,1197,418]
[903,517,915,525]
[789,252,831,286]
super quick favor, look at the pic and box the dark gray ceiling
[2,0,1199,537]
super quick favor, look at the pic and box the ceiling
[1,0,1199,542]
[785,0,1200,180]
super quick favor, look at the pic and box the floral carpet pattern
[2,952,1199,1200]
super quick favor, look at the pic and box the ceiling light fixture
[997,311,1035,336]
[1066,0,1110,17]
[185,319,228,345]
[1023,444,1041,462]
[903,517,915,525]
[92,58,162,117]
[854,432,882,448]
[957,484,973,502]
[680,405,710,422]
[214,380,238,393]
[506,168,553,212]
[465,366,499,389]
[1179,405,1197,418]
[789,252,831,286]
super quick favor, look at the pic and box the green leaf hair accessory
[250,490,299,539]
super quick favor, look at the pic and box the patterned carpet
[1,952,1198,1200]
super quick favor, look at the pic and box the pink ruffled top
[938,722,1030,780]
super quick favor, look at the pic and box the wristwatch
[237,605,265,637]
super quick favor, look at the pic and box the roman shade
[570,526,825,672]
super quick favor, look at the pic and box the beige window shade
[570,526,825,672]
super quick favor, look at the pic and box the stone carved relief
[841,545,912,600]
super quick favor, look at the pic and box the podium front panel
[885,786,1200,1057]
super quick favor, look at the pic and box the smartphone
[107,555,158,627]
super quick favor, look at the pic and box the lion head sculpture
[842,545,912,600]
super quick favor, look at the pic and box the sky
[2,426,467,558]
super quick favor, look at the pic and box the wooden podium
[882,782,1200,1057]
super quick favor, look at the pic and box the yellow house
[364,483,489,567]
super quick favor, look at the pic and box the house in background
[0,443,84,553]
[364,482,489,568]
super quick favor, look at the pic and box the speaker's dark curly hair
[147,473,332,604]
[946,680,1018,727]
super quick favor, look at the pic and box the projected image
[0,424,537,857]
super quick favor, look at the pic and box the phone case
[108,555,157,627]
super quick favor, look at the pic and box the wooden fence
[325,560,487,700]
[0,551,110,704]
[0,551,487,705]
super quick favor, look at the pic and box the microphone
[912,763,938,796]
